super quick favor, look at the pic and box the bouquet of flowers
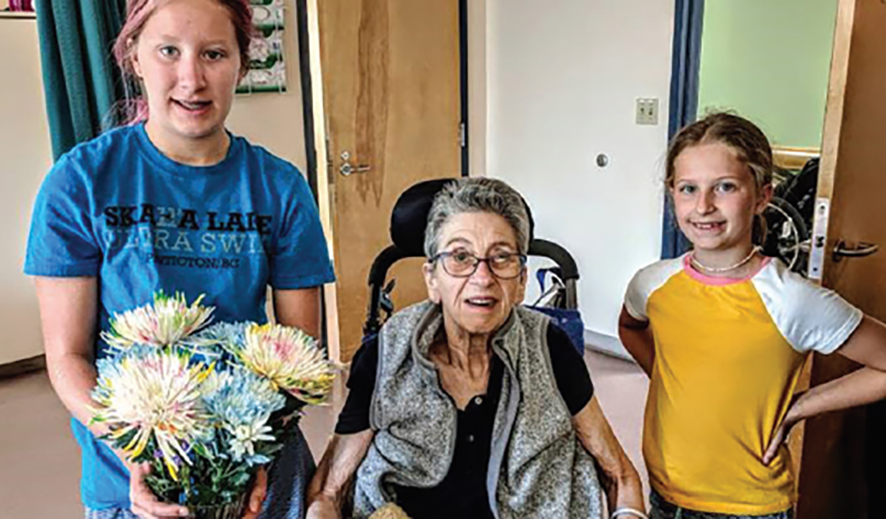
[90,292,335,518]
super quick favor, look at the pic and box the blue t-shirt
[24,124,335,510]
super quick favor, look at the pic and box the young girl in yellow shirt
[620,113,886,518]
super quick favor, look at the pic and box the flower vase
[190,491,250,519]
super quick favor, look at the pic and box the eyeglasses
[431,250,527,279]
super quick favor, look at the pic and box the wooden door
[795,0,886,516]
[309,0,461,362]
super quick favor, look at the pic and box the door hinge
[459,122,466,148]
[324,135,333,174]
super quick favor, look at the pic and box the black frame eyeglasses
[431,251,527,279]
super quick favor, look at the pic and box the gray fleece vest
[353,301,603,518]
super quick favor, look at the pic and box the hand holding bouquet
[90,292,335,518]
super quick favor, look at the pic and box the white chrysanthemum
[91,348,214,480]
[227,421,275,463]
[101,291,214,350]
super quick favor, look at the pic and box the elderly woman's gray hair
[424,178,531,258]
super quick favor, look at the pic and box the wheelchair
[360,178,586,354]
[762,158,818,275]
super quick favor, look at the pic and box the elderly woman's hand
[306,431,375,519]
[571,397,646,514]
[306,496,342,519]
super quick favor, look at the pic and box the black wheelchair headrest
[389,178,535,255]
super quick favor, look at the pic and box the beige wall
[226,3,308,172]
[1,18,53,364]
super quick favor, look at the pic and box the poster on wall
[237,0,287,94]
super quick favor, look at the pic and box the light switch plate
[635,97,659,125]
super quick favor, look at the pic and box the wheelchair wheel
[762,196,810,275]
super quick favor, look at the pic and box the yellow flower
[228,323,335,404]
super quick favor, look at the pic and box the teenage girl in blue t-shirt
[24,1,335,518]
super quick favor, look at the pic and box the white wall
[485,0,674,356]
[468,0,487,177]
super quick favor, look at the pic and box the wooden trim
[296,0,319,201]
[459,0,469,177]
[788,354,814,488]
[295,0,334,352]
[816,0,857,204]
[772,146,819,171]
[0,11,36,19]
[304,0,341,362]
[790,0,857,500]
[0,355,45,379]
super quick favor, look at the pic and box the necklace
[690,246,760,274]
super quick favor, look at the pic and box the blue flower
[201,368,285,464]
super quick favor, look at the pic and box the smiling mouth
[691,221,725,232]
[173,99,212,112]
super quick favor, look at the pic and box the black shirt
[336,324,594,519]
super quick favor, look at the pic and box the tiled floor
[0,350,648,518]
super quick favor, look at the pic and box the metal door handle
[832,240,879,262]
[339,163,371,176]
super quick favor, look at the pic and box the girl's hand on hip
[763,393,805,466]
[763,418,796,466]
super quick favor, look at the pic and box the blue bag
[525,268,585,355]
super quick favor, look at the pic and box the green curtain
[35,0,128,160]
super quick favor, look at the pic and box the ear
[515,267,528,303]
[130,45,144,79]
[423,262,441,304]
[755,183,774,214]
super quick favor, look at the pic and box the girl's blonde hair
[665,112,773,245]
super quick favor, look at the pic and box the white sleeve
[623,258,684,322]
[624,271,649,321]
[753,261,863,354]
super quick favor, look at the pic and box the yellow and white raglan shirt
[624,255,863,515]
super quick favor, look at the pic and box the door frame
[295,0,470,360]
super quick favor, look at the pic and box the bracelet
[611,507,649,519]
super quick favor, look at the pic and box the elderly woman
[307,178,646,519]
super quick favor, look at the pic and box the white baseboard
[583,329,633,361]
